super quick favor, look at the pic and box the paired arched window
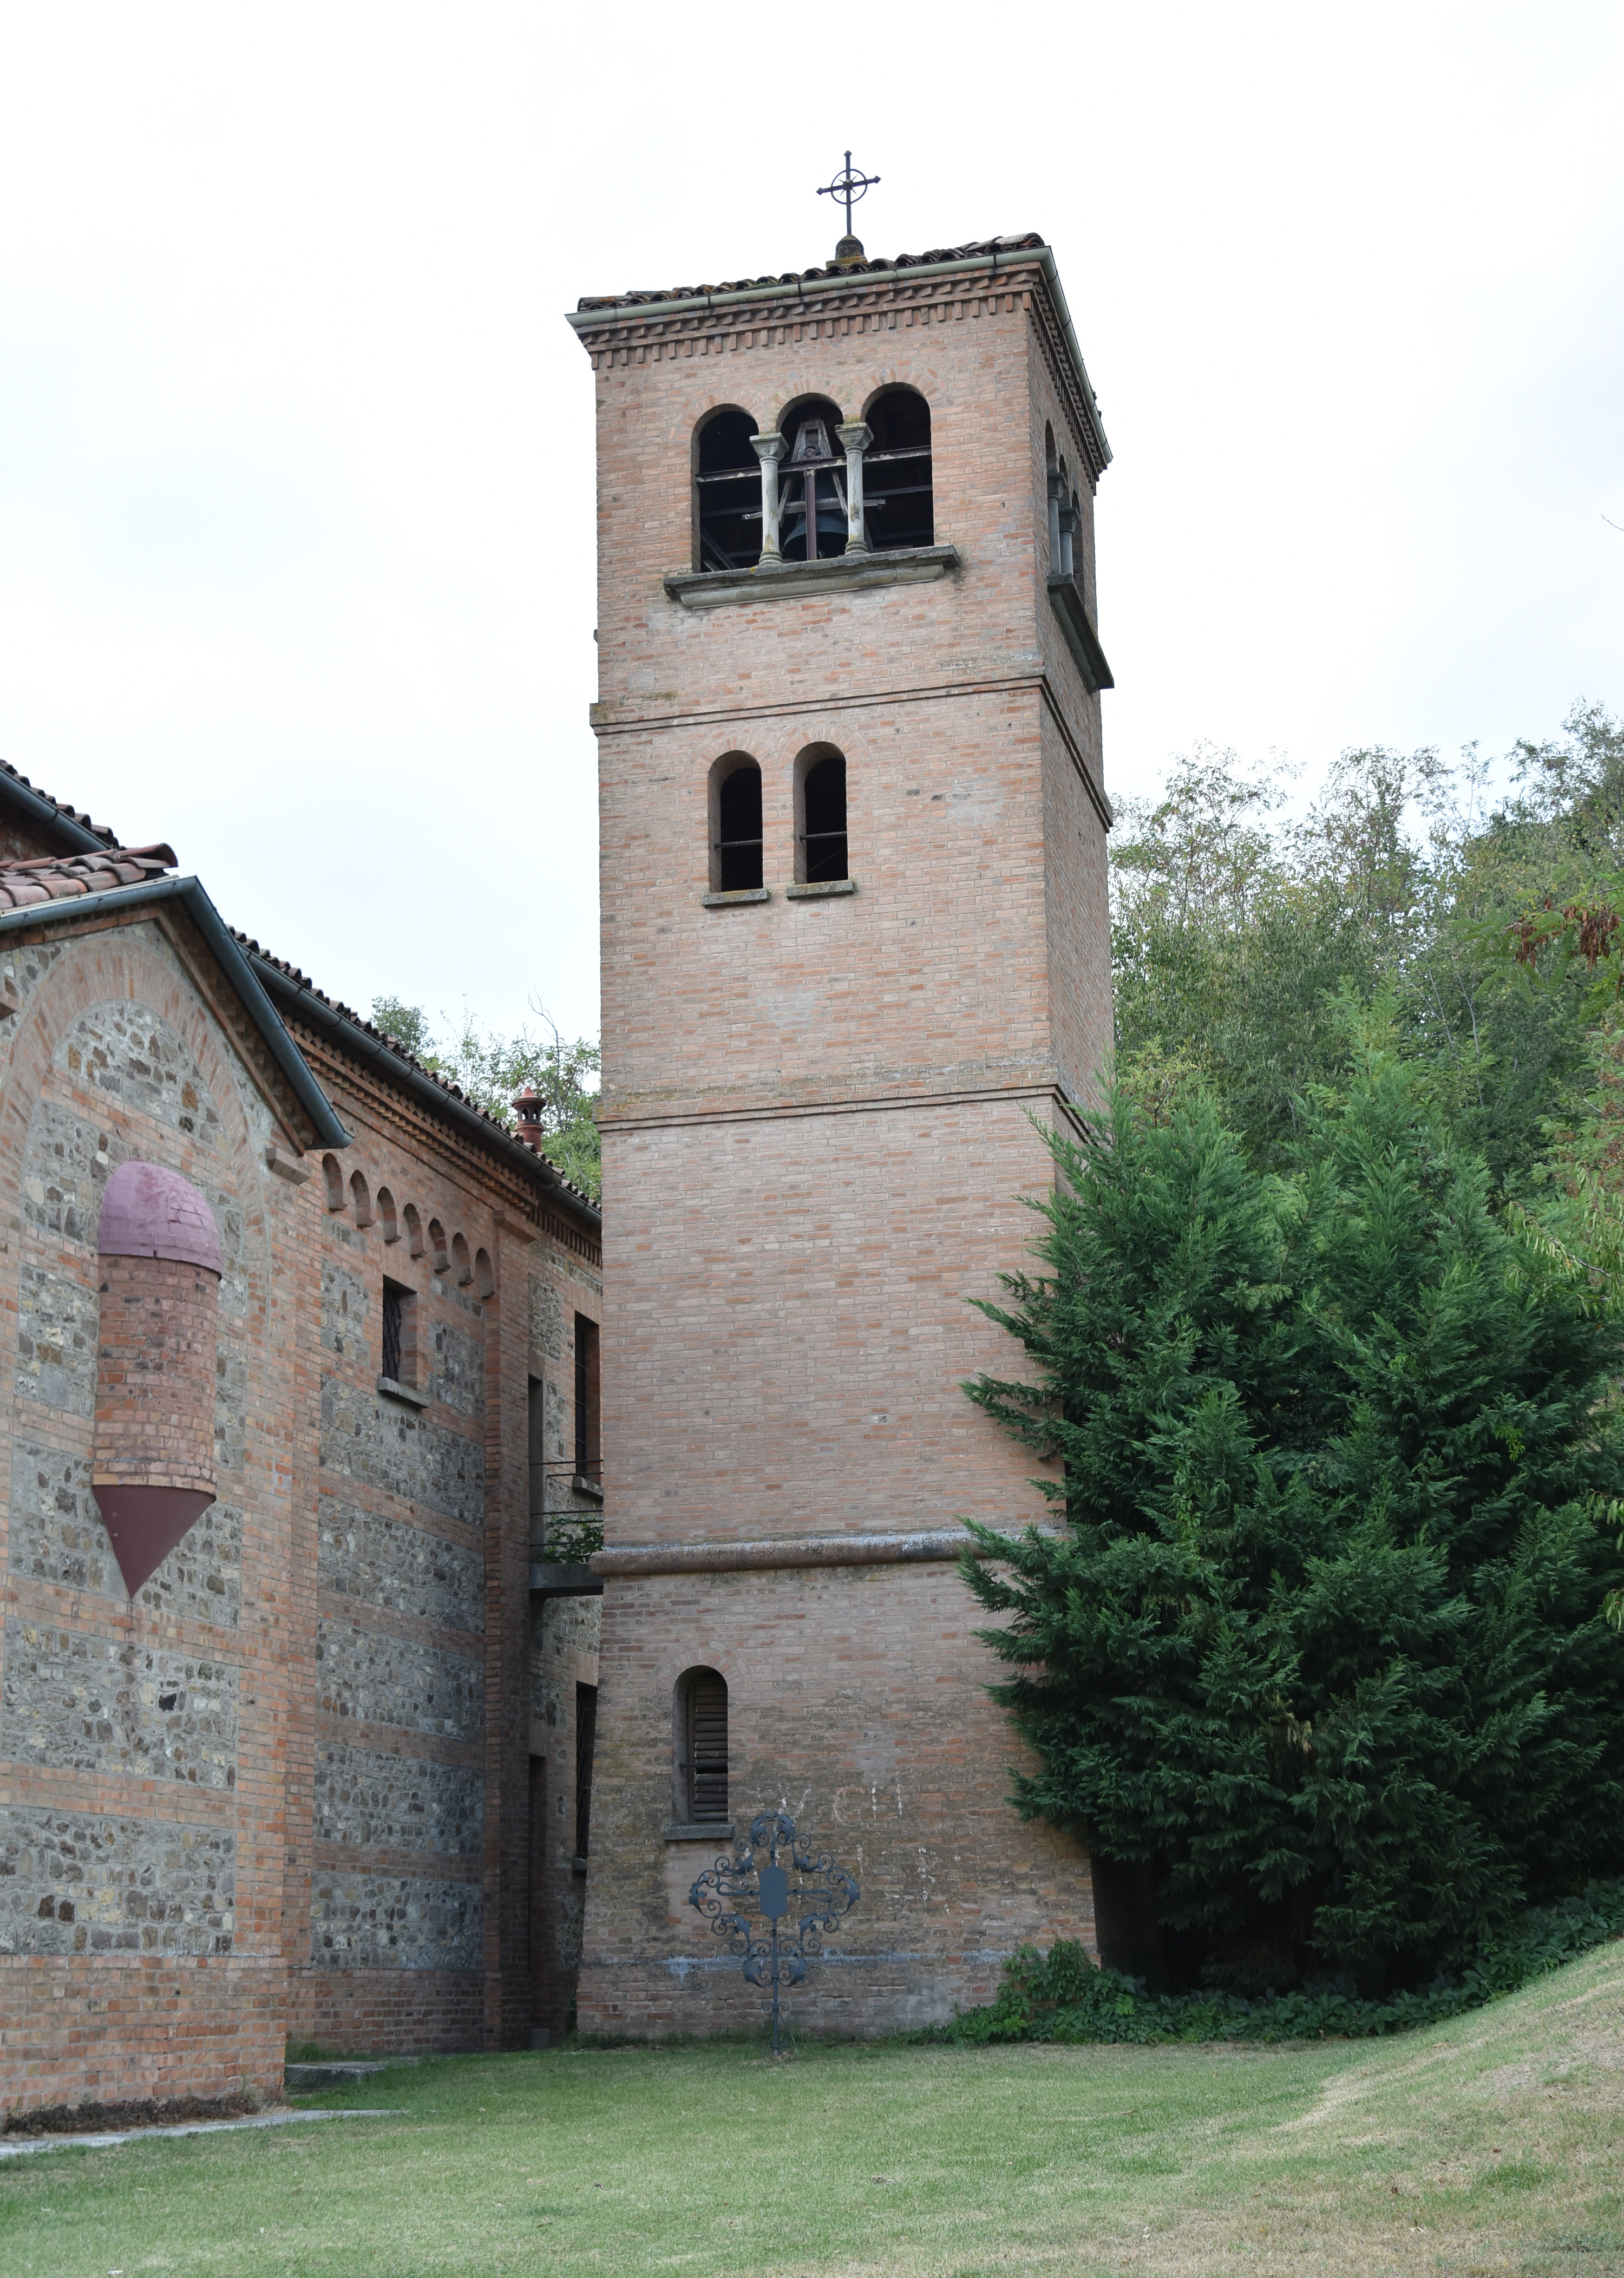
[710,755,763,893]
[708,748,850,889]
[693,408,761,572]
[796,748,848,883]
[676,1668,729,1824]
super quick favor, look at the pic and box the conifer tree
[961,1031,1624,1988]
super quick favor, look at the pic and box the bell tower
[567,221,1115,2035]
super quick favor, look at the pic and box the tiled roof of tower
[0,758,122,849]
[0,846,178,910]
[577,233,1048,311]
[234,932,600,1220]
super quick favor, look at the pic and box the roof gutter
[566,244,1110,469]
[249,954,603,1237]
[0,775,111,857]
[0,876,350,1149]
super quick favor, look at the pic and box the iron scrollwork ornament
[689,1812,860,2054]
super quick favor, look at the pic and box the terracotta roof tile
[575,233,1047,312]
[0,845,178,911]
[0,758,122,849]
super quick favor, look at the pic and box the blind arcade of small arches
[319,1155,495,1302]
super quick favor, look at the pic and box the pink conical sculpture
[92,1160,223,1598]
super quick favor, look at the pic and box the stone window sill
[1047,574,1115,694]
[786,879,856,899]
[663,1821,735,1842]
[665,544,960,611]
[701,887,770,908]
[571,1475,605,1501]
[377,1375,430,1409]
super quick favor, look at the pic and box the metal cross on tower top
[818,150,880,240]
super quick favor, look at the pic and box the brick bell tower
[567,217,1115,2035]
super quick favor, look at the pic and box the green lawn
[4,1943,1621,2276]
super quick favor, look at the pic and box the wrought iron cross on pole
[690,1813,860,2056]
[818,151,879,239]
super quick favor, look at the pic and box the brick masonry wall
[580,257,1112,2031]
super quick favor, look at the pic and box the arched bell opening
[777,396,847,563]
[692,406,761,572]
[863,386,933,551]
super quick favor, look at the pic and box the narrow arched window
[322,1154,345,1212]
[865,388,932,551]
[797,747,848,883]
[779,396,847,562]
[693,408,761,571]
[710,756,763,893]
[428,1217,449,1274]
[349,1170,373,1227]
[677,1668,729,1824]
[376,1186,400,1244]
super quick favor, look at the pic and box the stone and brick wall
[0,904,602,2113]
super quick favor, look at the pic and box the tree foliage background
[963,702,1624,1993]
[369,995,601,1200]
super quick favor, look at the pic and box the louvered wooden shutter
[686,1672,729,1823]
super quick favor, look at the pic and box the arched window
[404,1202,424,1258]
[1044,422,1062,572]
[474,1246,495,1301]
[322,1154,345,1212]
[796,746,848,883]
[376,1186,400,1245]
[349,1170,373,1228]
[778,396,847,563]
[709,755,763,893]
[452,1231,472,1287]
[428,1217,449,1274]
[865,388,932,551]
[676,1668,729,1824]
[693,408,761,572]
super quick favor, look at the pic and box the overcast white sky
[0,3,1619,1046]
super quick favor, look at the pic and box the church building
[571,224,1116,2033]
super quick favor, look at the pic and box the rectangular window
[575,1682,598,1860]
[382,1278,416,1387]
[574,1315,601,1485]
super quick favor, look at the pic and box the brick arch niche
[91,1157,224,1597]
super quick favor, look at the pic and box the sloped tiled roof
[0,845,178,911]
[576,233,1047,312]
[0,758,122,849]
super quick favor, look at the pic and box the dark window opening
[528,1374,546,1534]
[574,1314,601,1485]
[865,388,933,552]
[801,752,848,882]
[780,397,848,563]
[695,409,761,572]
[382,1277,415,1387]
[715,762,763,892]
[680,1668,729,1823]
[528,1753,546,2008]
[575,1682,598,1858]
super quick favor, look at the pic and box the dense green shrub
[961,1035,1624,1991]
[929,1883,1624,2046]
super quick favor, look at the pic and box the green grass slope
[3,1940,1621,2275]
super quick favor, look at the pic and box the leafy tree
[960,1033,1624,1992]
[370,995,601,1200]
[1111,705,1624,1188]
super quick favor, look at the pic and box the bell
[780,470,849,558]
